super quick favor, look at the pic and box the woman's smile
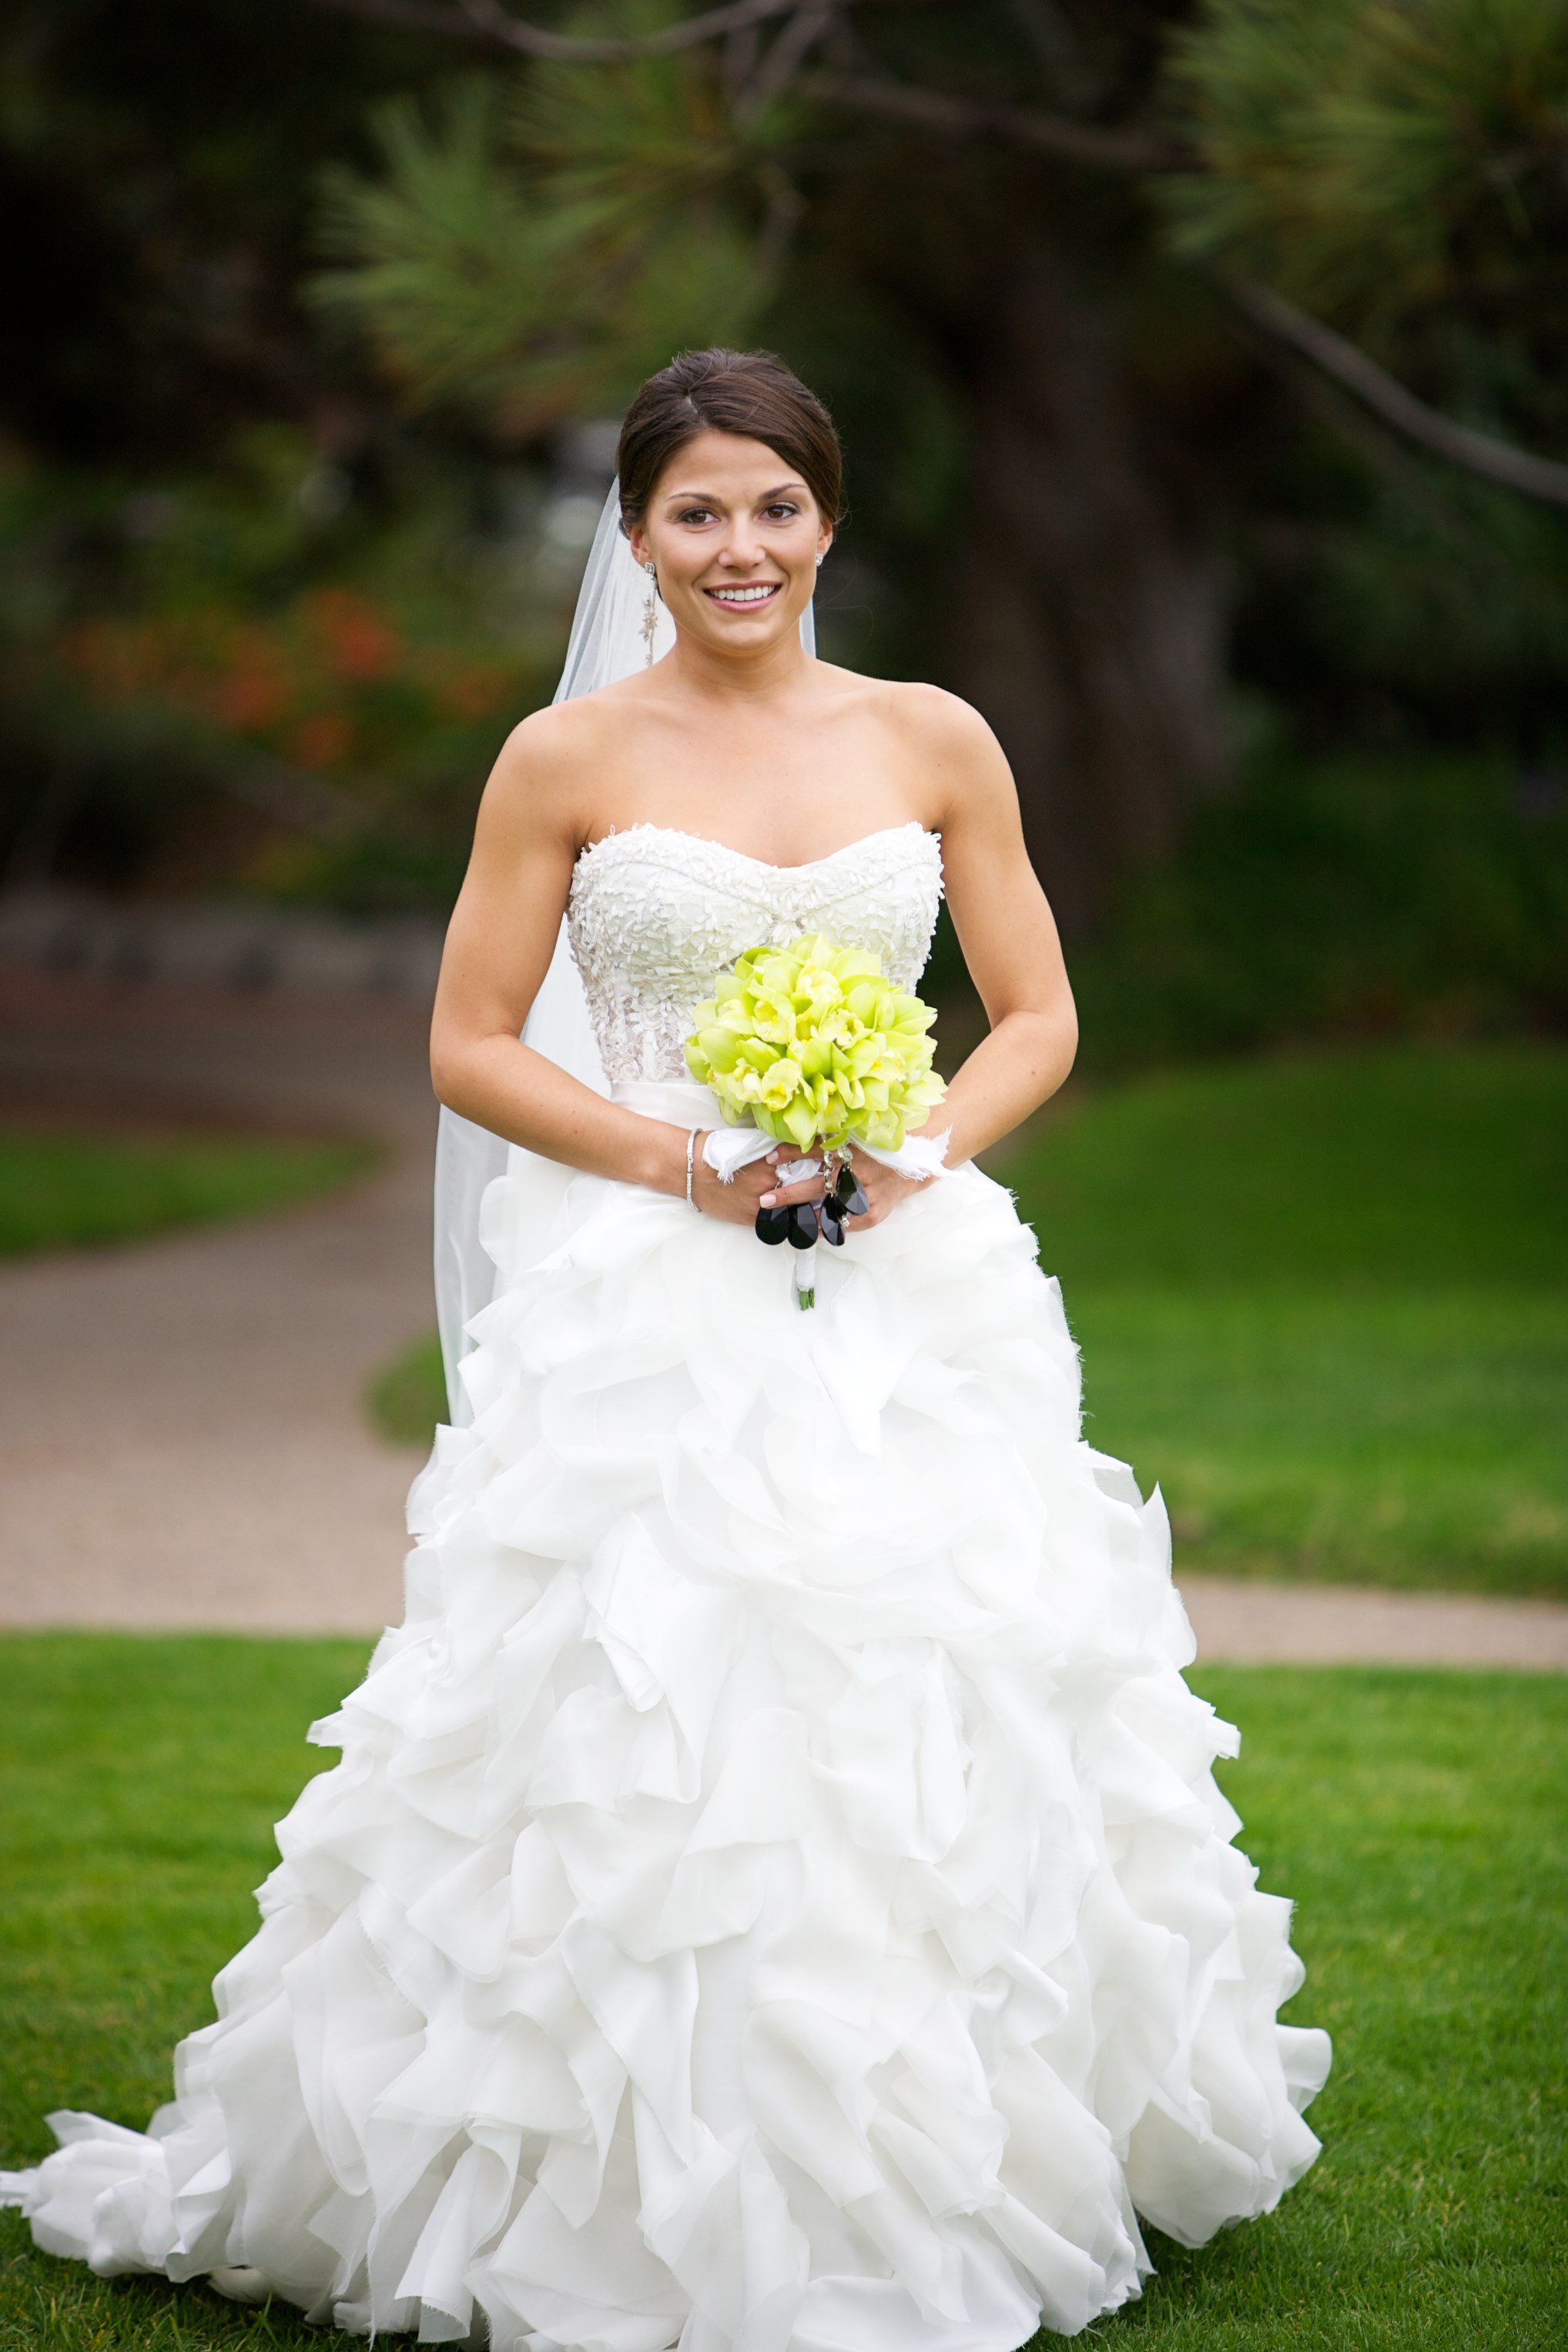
[703,580,782,606]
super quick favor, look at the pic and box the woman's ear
[627,521,650,569]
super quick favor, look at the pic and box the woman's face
[628,429,832,659]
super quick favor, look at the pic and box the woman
[4,349,1329,2347]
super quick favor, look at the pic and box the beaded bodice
[567,821,944,1087]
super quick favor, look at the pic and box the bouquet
[683,933,946,1307]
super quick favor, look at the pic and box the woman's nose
[718,527,765,568]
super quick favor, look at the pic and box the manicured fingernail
[759,1191,776,1208]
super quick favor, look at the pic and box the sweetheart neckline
[575,818,938,880]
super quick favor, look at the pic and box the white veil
[434,480,816,1422]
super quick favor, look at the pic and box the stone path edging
[1178,1573,1568,1671]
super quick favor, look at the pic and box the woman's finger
[757,1173,826,1209]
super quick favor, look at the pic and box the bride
[3,347,1329,2347]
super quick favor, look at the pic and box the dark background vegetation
[3,0,1566,1067]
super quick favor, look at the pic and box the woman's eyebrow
[661,479,809,505]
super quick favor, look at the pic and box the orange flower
[301,588,400,682]
[435,663,512,719]
[63,619,152,701]
[215,663,288,730]
[290,711,355,769]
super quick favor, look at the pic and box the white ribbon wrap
[702,1125,951,1185]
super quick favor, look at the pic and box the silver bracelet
[685,1126,699,1207]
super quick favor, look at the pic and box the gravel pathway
[0,973,432,1633]
[2,967,1563,1667]
[1179,1573,1568,1671]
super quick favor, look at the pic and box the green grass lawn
[0,1636,1562,2348]
[366,1328,449,1450]
[370,1042,1568,1598]
[0,1130,374,1257]
[1006,1042,1568,1599]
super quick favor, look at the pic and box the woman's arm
[920,689,1078,1165]
[429,712,695,1200]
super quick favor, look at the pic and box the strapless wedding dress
[3,823,1329,2348]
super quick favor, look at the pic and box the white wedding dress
[3,819,1330,2348]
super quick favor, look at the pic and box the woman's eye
[763,504,799,521]
[678,507,716,524]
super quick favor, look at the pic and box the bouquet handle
[699,1127,951,1186]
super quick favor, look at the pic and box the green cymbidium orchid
[684,932,946,1163]
[747,990,797,1044]
[757,1057,803,1112]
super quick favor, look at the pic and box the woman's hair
[617,348,843,529]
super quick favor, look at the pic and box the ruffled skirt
[2,1081,1330,2347]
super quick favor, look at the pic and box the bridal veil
[434,480,816,1424]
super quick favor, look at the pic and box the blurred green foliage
[1071,751,1568,1066]
[313,28,788,437]
[1165,0,1568,352]
[0,0,438,464]
[0,427,570,906]
[4,1,1568,1010]
[914,743,1568,1064]
[313,2,1568,469]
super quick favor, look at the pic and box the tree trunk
[949,255,1228,936]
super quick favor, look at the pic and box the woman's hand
[750,1143,927,1231]
[689,1138,806,1227]
[691,1137,839,1228]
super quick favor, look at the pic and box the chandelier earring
[639,559,660,665]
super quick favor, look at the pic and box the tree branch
[313,3,1184,164]
[310,0,1568,518]
[313,1,1178,165]
[799,69,1187,173]
[309,0,498,39]
[733,2,839,122]
[1229,278,1568,512]
[310,0,811,62]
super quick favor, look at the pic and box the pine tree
[309,0,1568,920]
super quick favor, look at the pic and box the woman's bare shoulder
[490,687,631,775]
[479,689,640,843]
[884,678,1001,750]
[818,668,1012,825]
[816,665,999,747]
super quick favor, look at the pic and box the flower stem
[794,1244,816,1312]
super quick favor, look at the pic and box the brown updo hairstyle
[617,348,843,531]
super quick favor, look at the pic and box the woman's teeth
[706,584,779,605]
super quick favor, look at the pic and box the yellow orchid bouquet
[683,933,946,1305]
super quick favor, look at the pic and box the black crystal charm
[786,1201,820,1249]
[753,1204,791,1246]
[818,1199,846,1248]
[833,1162,869,1219]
